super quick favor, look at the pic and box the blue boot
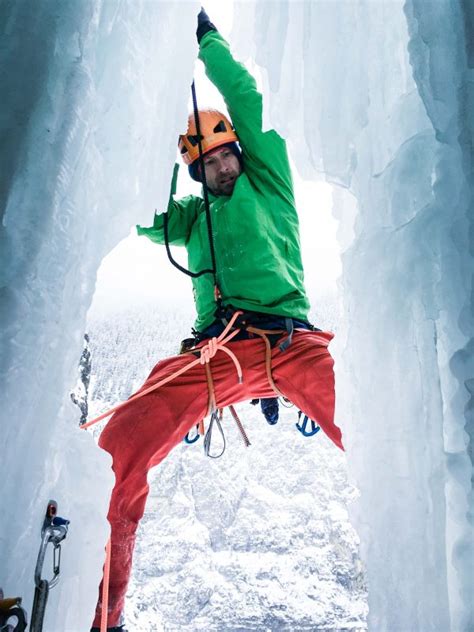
[260,397,279,425]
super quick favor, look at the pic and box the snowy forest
[1,1,473,632]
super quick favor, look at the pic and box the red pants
[92,330,342,628]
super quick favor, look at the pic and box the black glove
[197,7,217,43]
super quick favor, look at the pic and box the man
[91,9,343,631]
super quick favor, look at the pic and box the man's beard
[213,174,237,196]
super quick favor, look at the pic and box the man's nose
[218,159,230,174]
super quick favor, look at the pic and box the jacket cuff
[197,20,217,43]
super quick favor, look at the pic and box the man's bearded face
[201,146,242,196]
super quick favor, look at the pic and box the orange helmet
[178,109,238,166]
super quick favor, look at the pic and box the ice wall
[232,1,473,630]
[0,1,198,629]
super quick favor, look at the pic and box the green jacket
[137,31,310,332]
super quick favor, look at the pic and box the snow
[1,1,472,631]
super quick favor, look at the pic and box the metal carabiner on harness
[296,411,321,437]
[183,425,200,444]
[30,501,70,632]
[203,409,226,458]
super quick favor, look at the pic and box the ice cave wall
[0,1,199,629]
[1,1,472,631]
[232,1,473,630]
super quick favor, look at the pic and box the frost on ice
[0,1,472,631]
[232,1,473,630]
[0,1,199,629]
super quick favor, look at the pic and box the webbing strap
[246,326,286,398]
[204,362,216,416]
[279,317,294,352]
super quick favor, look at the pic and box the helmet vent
[213,120,227,133]
[187,134,204,147]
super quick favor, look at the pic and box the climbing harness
[81,310,243,431]
[296,410,320,437]
[30,501,69,632]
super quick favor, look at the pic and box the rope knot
[200,337,219,364]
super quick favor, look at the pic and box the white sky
[90,1,341,317]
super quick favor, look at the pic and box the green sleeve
[136,195,202,246]
[199,31,293,196]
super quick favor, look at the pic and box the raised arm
[198,15,293,197]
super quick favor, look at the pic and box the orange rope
[100,538,111,632]
[81,311,244,431]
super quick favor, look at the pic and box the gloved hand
[197,7,217,43]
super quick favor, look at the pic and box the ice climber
[91,9,343,631]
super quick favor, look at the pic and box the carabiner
[183,425,200,444]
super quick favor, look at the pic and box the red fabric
[92,330,342,628]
